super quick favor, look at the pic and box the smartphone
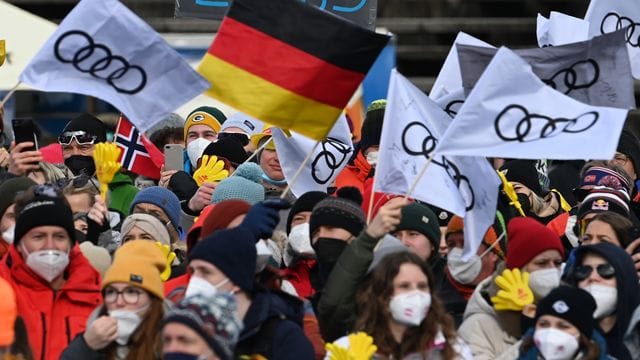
[164,144,184,171]
[12,118,38,151]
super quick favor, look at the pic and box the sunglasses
[217,131,250,146]
[58,131,97,146]
[573,263,616,281]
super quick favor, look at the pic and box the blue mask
[261,173,287,186]
[164,352,210,360]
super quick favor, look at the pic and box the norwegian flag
[114,115,163,180]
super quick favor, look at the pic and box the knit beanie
[202,137,249,167]
[61,113,107,143]
[446,216,504,259]
[184,106,227,143]
[102,240,166,299]
[0,277,16,346]
[121,213,171,246]
[359,99,386,152]
[0,177,36,217]
[221,112,263,136]
[395,202,441,250]
[577,187,630,220]
[506,217,564,269]
[14,194,75,245]
[163,294,243,360]
[189,227,257,292]
[500,160,546,197]
[211,163,265,205]
[309,187,365,238]
[617,129,640,176]
[201,200,251,239]
[286,191,329,234]
[578,166,631,193]
[129,186,182,235]
[79,242,112,278]
[535,286,597,337]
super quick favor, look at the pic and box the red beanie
[201,199,251,239]
[506,217,564,269]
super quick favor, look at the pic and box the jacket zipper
[40,313,46,360]
[65,317,71,344]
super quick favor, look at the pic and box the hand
[187,182,217,212]
[0,147,9,168]
[366,197,408,239]
[241,199,291,241]
[159,165,178,188]
[626,238,640,277]
[88,195,109,227]
[192,155,229,186]
[8,141,42,176]
[155,241,176,281]
[83,315,117,350]
[491,268,534,311]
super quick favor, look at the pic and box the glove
[154,242,177,281]
[491,268,534,311]
[192,155,229,186]
[168,171,199,202]
[240,199,291,241]
[93,142,122,201]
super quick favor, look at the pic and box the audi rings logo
[311,137,352,184]
[444,99,464,118]
[542,59,600,95]
[54,30,147,95]
[601,12,640,47]
[494,104,599,143]
[401,121,475,210]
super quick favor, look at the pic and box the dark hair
[583,211,635,248]
[520,332,600,360]
[149,127,184,150]
[8,316,34,360]
[354,252,457,359]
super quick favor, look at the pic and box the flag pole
[243,137,273,164]
[404,153,436,200]
[366,173,376,224]
[280,140,321,200]
[0,82,21,108]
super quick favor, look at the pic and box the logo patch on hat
[592,199,609,211]
[130,274,143,283]
[552,300,569,314]
[583,175,596,183]
[243,120,255,131]
[190,111,210,123]
[438,211,448,220]
[421,216,430,224]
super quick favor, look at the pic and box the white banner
[377,70,500,260]
[537,11,590,47]
[19,0,209,132]
[272,115,353,198]
[436,47,629,160]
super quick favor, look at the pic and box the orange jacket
[547,211,570,237]
[0,245,101,360]
[335,151,372,195]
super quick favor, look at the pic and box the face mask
[528,268,560,299]
[584,284,617,319]
[517,193,532,213]
[22,244,69,283]
[261,173,287,186]
[447,248,482,285]
[164,353,213,360]
[389,290,431,327]
[109,309,143,345]
[185,276,229,299]
[187,138,212,168]
[255,240,272,273]
[534,327,579,360]
[64,155,96,177]
[2,225,14,244]
[366,151,379,166]
[313,238,348,264]
[288,223,315,257]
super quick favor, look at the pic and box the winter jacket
[624,304,640,356]
[514,327,610,360]
[437,273,471,327]
[236,286,314,360]
[281,258,317,299]
[458,276,518,360]
[0,245,102,360]
[335,150,371,195]
[108,172,138,217]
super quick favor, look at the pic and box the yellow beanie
[102,240,166,300]
[184,106,226,142]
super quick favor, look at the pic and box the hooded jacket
[570,243,640,360]
[0,245,102,360]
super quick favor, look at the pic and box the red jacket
[335,151,372,195]
[0,245,102,360]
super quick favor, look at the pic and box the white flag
[436,47,629,160]
[585,0,640,78]
[434,88,466,119]
[272,115,353,198]
[429,32,494,101]
[537,11,590,47]
[377,70,500,260]
[19,0,209,132]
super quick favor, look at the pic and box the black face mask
[313,237,348,264]
[65,155,96,177]
[517,193,532,214]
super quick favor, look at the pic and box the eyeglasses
[573,263,616,281]
[103,286,143,304]
[58,131,97,146]
[218,131,250,146]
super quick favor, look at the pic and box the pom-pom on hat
[309,187,365,239]
[506,217,564,269]
[211,163,265,205]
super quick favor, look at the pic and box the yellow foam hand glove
[0,40,5,67]
[347,332,377,360]
[193,155,229,186]
[497,170,525,217]
[154,242,176,281]
[325,342,353,360]
[491,268,534,311]
[93,142,122,201]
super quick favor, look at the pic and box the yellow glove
[347,332,377,360]
[497,170,525,217]
[154,242,176,281]
[0,40,5,67]
[325,342,353,360]
[93,143,122,201]
[193,155,229,186]
[491,268,534,311]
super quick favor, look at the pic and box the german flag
[198,0,390,141]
